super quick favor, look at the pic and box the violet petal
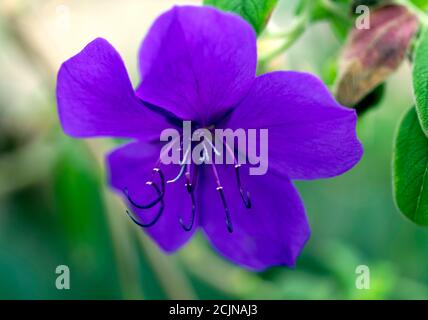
[57,38,170,140]
[136,6,257,124]
[200,164,310,270]
[223,71,363,180]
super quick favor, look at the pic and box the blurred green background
[0,0,427,299]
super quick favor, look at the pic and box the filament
[179,164,198,232]
[211,163,233,233]
[222,139,252,209]
[234,164,252,209]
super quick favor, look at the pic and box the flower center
[123,128,252,233]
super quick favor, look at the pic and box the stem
[135,230,197,300]
[258,6,310,67]
[264,20,305,60]
[178,239,277,298]
[86,140,145,299]
[320,0,350,22]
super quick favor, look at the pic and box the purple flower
[56,6,363,270]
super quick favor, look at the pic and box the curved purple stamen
[179,164,198,232]
[124,133,253,233]
[125,181,164,227]
[211,163,233,233]
[217,186,233,233]
[235,164,251,209]
[124,167,165,209]
[221,139,252,209]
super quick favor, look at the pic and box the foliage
[2,0,428,299]
[203,0,278,35]
[205,0,428,227]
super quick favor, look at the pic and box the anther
[125,182,164,228]
[234,164,251,209]
[217,186,233,233]
[220,138,252,210]
[179,165,197,232]
[211,163,233,233]
[124,167,165,209]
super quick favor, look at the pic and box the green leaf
[203,0,278,35]
[411,0,428,10]
[393,107,428,226]
[329,17,352,42]
[413,25,428,135]
[53,137,121,297]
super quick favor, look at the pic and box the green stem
[258,1,311,67]
[320,0,350,22]
[135,231,197,300]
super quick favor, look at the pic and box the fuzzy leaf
[413,25,428,135]
[203,0,278,35]
[393,107,428,226]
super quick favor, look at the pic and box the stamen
[125,181,164,227]
[204,137,221,156]
[123,134,184,229]
[211,163,233,233]
[124,168,165,209]
[122,129,252,233]
[167,144,191,184]
[220,138,252,209]
[217,186,233,233]
[179,164,198,232]
[234,164,252,209]
[167,164,186,184]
